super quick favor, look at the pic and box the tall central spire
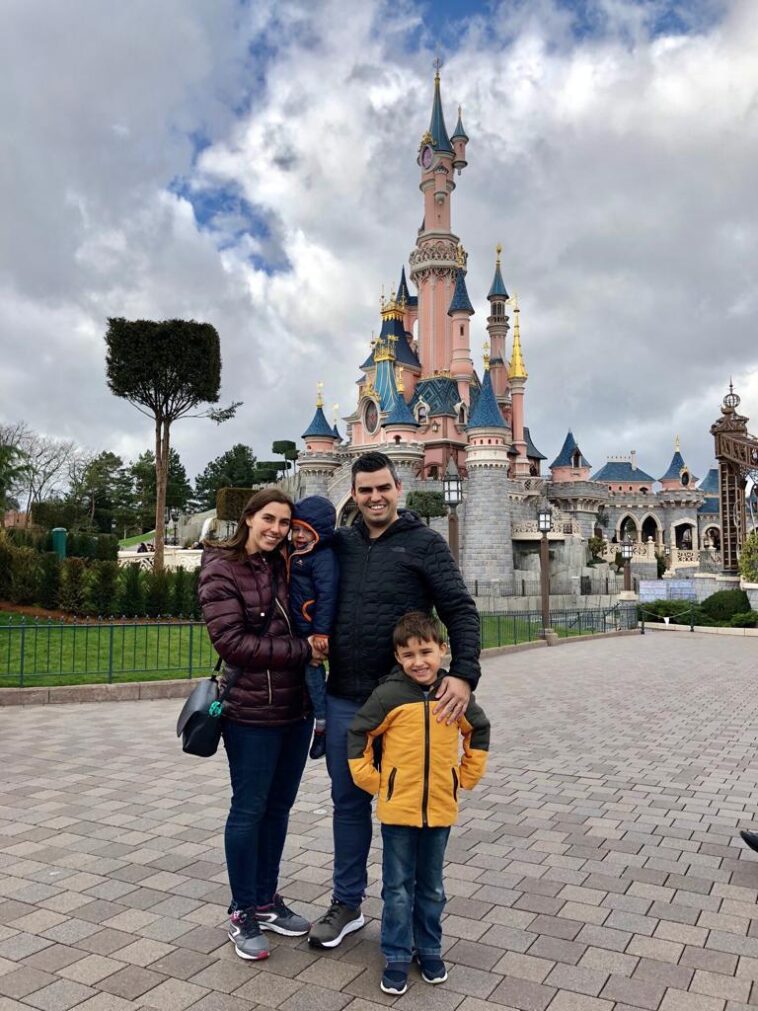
[428,67,453,153]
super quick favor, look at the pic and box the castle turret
[299,385,341,496]
[451,106,468,175]
[659,436,695,490]
[382,366,420,444]
[486,245,510,403]
[448,265,474,406]
[507,296,529,477]
[550,430,591,483]
[461,355,513,585]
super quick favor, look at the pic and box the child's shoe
[380,962,409,995]
[310,731,326,760]
[227,907,270,960]
[415,952,448,983]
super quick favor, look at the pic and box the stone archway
[641,514,661,545]
[617,515,639,542]
[672,521,697,550]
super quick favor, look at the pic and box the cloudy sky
[1,0,757,487]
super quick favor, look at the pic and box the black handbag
[177,569,280,757]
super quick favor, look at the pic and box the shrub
[59,557,87,613]
[145,569,172,618]
[85,560,120,616]
[655,553,666,579]
[638,599,697,623]
[0,530,12,599]
[740,531,758,583]
[700,589,751,622]
[38,552,61,610]
[729,611,758,628]
[118,563,144,617]
[95,534,119,561]
[9,546,40,605]
[216,487,255,522]
[172,567,194,617]
[189,567,202,619]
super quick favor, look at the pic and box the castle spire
[428,64,453,154]
[488,244,509,300]
[448,267,474,316]
[508,296,527,380]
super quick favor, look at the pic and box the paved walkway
[2,632,758,1011]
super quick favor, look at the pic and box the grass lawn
[0,614,215,688]
[118,530,155,549]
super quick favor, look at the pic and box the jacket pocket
[451,767,459,802]
[386,767,397,801]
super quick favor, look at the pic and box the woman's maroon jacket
[198,549,312,726]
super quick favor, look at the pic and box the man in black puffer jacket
[309,451,480,949]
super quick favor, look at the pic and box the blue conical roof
[660,450,686,481]
[302,406,336,439]
[550,430,590,470]
[448,268,474,315]
[397,266,416,307]
[524,427,546,461]
[488,260,509,300]
[468,369,505,429]
[333,424,342,441]
[384,388,418,427]
[451,107,468,142]
[699,468,719,494]
[428,74,453,154]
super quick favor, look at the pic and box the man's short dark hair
[393,611,445,649]
[351,451,400,489]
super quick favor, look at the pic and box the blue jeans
[305,663,327,722]
[325,695,373,907]
[222,718,312,910]
[381,824,450,963]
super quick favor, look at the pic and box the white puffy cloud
[0,0,756,488]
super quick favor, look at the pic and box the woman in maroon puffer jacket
[198,488,326,962]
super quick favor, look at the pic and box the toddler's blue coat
[289,496,339,638]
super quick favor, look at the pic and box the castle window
[459,325,464,336]
[571,450,581,468]
[493,302,504,317]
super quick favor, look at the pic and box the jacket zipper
[352,540,374,675]
[387,767,397,801]
[275,598,293,635]
[422,697,430,827]
[266,669,272,705]
[452,767,459,802]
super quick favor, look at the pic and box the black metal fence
[0,605,639,688]
[469,574,626,597]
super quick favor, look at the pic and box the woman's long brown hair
[206,488,295,562]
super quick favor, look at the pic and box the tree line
[0,428,298,539]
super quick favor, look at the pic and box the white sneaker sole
[257,919,310,937]
[380,980,408,995]
[308,913,365,948]
[227,930,270,960]
[421,970,448,984]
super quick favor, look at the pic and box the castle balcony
[511,519,582,540]
[598,541,700,568]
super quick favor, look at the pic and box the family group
[197,451,490,995]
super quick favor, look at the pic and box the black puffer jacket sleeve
[423,536,481,687]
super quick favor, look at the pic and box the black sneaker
[308,899,365,948]
[310,731,326,760]
[381,962,409,995]
[414,952,448,983]
[255,894,309,936]
[228,907,270,960]
[741,830,758,853]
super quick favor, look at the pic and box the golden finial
[496,243,502,265]
[508,294,528,380]
[675,434,681,452]
[456,243,466,268]
[316,382,324,408]
[483,340,490,371]
[395,364,405,393]
[433,56,443,79]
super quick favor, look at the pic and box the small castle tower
[659,436,695,490]
[486,245,510,406]
[507,295,530,477]
[298,385,342,496]
[382,366,420,444]
[448,262,474,408]
[550,430,592,483]
[461,349,513,585]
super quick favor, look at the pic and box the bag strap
[214,567,281,703]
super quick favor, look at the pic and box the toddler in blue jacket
[289,496,339,759]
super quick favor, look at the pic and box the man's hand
[433,675,471,725]
[307,635,328,663]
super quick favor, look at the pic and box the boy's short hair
[351,451,399,488]
[393,611,445,649]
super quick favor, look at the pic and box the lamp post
[622,538,634,592]
[443,457,463,565]
[170,509,180,546]
[537,504,553,637]
[664,544,671,571]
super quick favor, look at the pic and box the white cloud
[0,0,756,491]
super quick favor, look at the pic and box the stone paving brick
[599,972,667,1008]
[659,989,726,1010]
[98,965,168,1000]
[546,995,614,1011]
[22,978,97,1010]
[543,962,607,996]
[0,965,56,999]
[488,975,555,1010]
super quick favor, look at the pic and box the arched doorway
[641,515,661,545]
[673,521,696,549]
[618,515,638,542]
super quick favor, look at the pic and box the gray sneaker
[228,908,270,960]
[255,894,310,936]
[308,899,365,948]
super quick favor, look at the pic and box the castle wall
[460,469,514,584]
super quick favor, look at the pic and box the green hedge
[3,527,118,560]
[216,487,255,522]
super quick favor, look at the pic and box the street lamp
[664,544,671,570]
[622,538,634,591]
[170,509,180,546]
[443,457,463,565]
[537,504,552,637]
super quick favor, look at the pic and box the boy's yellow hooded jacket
[347,668,490,828]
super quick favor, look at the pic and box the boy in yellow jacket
[347,611,490,995]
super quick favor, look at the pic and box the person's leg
[412,826,450,982]
[256,717,312,910]
[379,824,415,995]
[305,664,327,758]
[222,721,284,910]
[325,694,373,907]
[308,694,370,946]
